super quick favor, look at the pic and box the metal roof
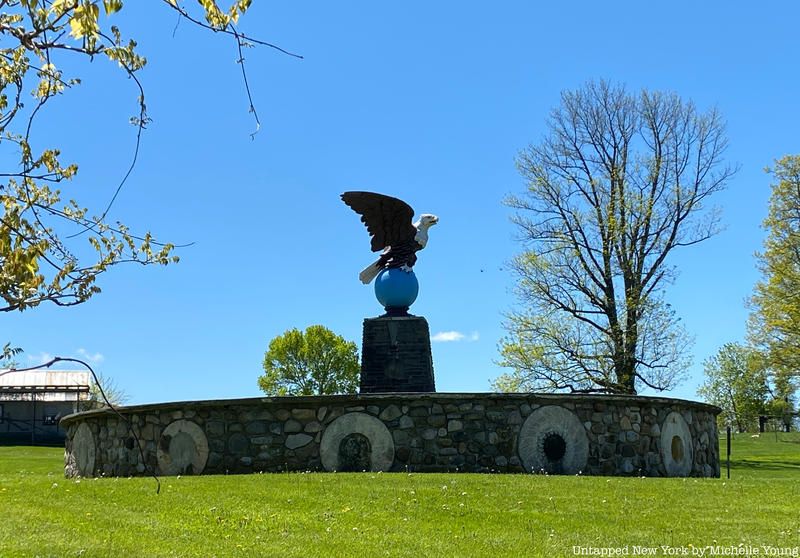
[0,370,91,401]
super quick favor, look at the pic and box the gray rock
[291,408,316,421]
[284,420,302,433]
[254,410,274,421]
[245,421,267,435]
[650,423,661,437]
[621,444,636,457]
[206,421,226,437]
[304,421,322,433]
[486,411,505,423]
[228,433,249,455]
[399,415,415,429]
[257,449,281,461]
[141,424,155,441]
[379,405,402,421]
[285,434,313,449]
[448,420,464,432]
[393,430,410,445]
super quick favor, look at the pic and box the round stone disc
[660,411,694,477]
[157,420,209,475]
[320,412,394,472]
[71,422,96,477]
[518,405,589,474]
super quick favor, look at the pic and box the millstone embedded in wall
[660,411,693,477]
[320,412,394,472]
[70,422,96,476]
[518,405,589,474]
[157,420,209,475]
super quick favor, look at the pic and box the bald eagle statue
[341,191,439,284]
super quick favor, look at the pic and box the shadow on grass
[728,459,800,471]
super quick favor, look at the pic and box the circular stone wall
[61,393,720,478]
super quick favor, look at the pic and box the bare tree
[79,372,129,411]
[496,81,735,394]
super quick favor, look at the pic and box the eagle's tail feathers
[359,260,382,284]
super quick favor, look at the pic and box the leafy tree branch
[0,0,299,317]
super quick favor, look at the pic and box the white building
[0,370,90,445]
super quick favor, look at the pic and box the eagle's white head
[415,214,439,230]
[414,214,438,248]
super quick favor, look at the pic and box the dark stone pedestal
[360,316,435,393]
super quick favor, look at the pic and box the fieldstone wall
[61,393,720,478]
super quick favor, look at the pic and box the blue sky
[4,1,800,404]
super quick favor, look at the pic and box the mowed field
[0,433,798,557]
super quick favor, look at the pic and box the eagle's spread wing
[341,191,416,252]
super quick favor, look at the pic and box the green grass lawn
[1,434,798,558]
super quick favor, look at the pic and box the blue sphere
[374,268,419,311]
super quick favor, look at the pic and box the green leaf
[103,0,123,15]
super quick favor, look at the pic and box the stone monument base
[360,316,435,393]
